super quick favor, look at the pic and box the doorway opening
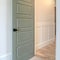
[35,0,56,60]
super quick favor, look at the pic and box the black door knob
[13,28,18,32]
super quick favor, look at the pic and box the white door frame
[56,0,60,60]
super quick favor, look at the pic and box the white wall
[35,0,55,50]
[56,0,60,60]
[0,0,12,60]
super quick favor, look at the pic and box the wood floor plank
[36,40,56,60]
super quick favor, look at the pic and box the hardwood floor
[36,40,56,60]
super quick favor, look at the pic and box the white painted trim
[0,53,12,59]
[37,37,55,50]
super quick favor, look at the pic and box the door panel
[17,19,33,28]
[17,31,33,46]
[17,42,34,57]
[16,14,32,18]
[17,0,33,3]
[12,0,34,60]
[16,2,32,14]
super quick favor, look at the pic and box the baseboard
[0,53,12,60]
[37,37,55,50]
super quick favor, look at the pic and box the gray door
[12,0,34,60]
